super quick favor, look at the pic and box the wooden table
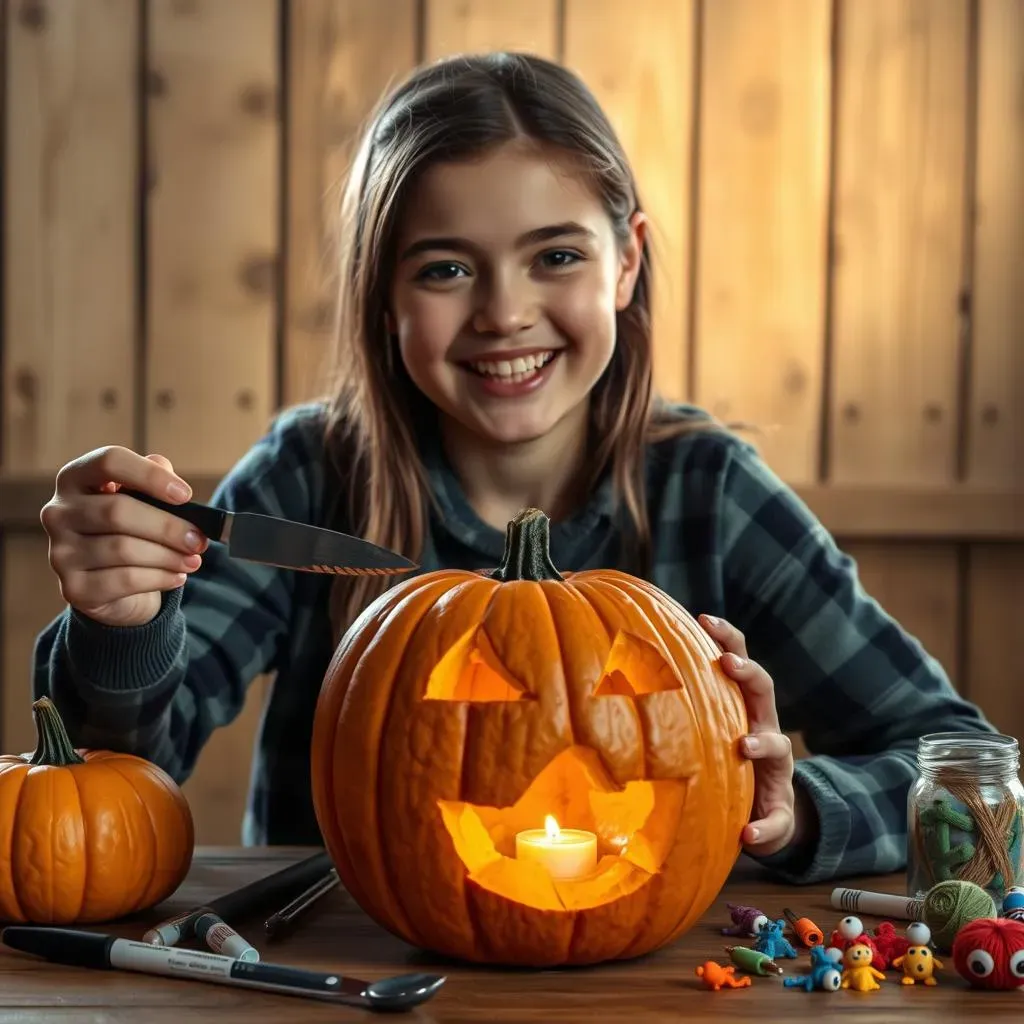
[0,846,1019,1021]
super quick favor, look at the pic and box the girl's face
[389,140,645,447]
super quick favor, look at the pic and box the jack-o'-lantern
[311,508,754,965]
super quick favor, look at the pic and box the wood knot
[13,367,37,402]
[923,403,943,423]
[236,389,256,411]
[146,69,168,98]
[240,84,277,119]
[295,298,335,334]
[171,0,199,15]
[99,388,119,410]
[981,403,1000,425]
[739,78,780,135]
[842,402,860,423]
[782,362,808,395]
[240,254,277,296]
[154,389,175,411]
[17,0,46,32]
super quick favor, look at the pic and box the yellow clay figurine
[841,943,886,992]
[892,945,943,986]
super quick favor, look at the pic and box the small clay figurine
[840,943,886,992]
[783,907,824,947]
[721,902,769,937]
[695,960,752,991]
[892,945,943,985]
[830,915,885,967]
[872,921,910,965]
[754,919,798,959]
[782,945,843,992]
[723,945,783,976]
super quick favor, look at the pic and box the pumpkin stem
[29,697,86,766]
[491,508,563,582]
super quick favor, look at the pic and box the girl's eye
[416,262,468,282]
[538,249,583,270]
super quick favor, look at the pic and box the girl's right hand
[40,446,209,628]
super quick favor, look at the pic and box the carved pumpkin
[0,697,194,924]
[311,508,753,965]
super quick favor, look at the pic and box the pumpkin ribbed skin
[311,510,753,966]
[0,698,194,924]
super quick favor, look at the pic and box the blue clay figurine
[783,945,843,992]
[754,918,798,959]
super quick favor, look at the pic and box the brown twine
[911,768,1020,891]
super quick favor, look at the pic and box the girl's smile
[462,347,561,397]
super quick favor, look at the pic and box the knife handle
[121,489,227,542]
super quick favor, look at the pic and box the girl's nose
[471,274,538,337]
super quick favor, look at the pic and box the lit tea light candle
[515,815,597,880]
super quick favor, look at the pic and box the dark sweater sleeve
[715,439,995,883]
[31,403,327,784]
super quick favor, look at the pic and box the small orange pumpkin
[0,696,194,924]
[312,507,753,966]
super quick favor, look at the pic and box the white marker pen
[830,887,924,920]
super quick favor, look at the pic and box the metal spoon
[358,972,447,1010]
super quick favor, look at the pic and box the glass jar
[907,732,1024,903]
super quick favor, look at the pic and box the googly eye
[967,949,995,977]
[906,922,931,944]
[751,914,768,935]
[838,915,862,939]
[1009,949,1024,976]
[821,968,841,991]
[824,946,843,963]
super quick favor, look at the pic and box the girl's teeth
[473,352,552,378]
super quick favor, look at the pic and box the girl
[35,52,991,882]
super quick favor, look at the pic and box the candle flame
[544,814,560,840]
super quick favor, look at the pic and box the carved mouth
[438,746,686,911]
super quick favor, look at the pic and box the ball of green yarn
[922,880,997,950]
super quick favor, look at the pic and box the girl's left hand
[699,613,800,858]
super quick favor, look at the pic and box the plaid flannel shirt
[33,401,994,883]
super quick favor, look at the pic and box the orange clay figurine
[784,907,824,947]
[695,960,752,991]
[841,943,886,992]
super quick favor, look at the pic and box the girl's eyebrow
[399,221,595,261]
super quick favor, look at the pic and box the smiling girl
[34,52,992,880]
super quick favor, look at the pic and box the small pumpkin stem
[491,508,563,582]
[29,697,86,766]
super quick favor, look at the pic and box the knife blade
[121,489,417,576]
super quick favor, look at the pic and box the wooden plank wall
[2,0,1022,843]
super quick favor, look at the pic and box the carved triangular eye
[593,631,681,697]
[424,627,531,702]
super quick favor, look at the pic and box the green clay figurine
[724,945,783,976]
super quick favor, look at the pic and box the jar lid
[918,732,1019,773]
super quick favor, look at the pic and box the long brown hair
[322,52,727,643]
